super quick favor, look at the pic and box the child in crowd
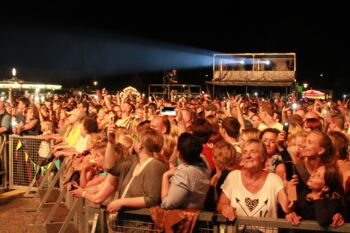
[286,164,344,227]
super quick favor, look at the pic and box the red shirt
[202,144,215,173]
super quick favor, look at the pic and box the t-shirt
[74,135,90,153]
[221,170,284,233]
[161,163,210,210]
[65,123,82,147]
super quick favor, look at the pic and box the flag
[54,159,61,170]
[16,140,22,150]
[24,152,29,162]
[35,164,41,176]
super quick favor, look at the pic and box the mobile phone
[283,122,289,133]
[161,107,176,116]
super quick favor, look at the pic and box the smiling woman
[217,139,292,233]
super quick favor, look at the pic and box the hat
[205,104,217,112]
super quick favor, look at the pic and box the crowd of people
[2,87,350,231]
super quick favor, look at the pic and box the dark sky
[0,5,349,95]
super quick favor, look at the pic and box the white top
[221,170,284,233]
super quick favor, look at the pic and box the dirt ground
[0,197,44,233]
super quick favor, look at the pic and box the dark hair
[190,118,212,144]
[19,97,30,108]
[81,101,89,113]
[83,117,99,134]
[260,128,280,139]
[328,131,349,160]
[311,131,335,164]
[331,115,345,130]
[260,102,274,117]
[177,133,205,167]
[304,118,322,131]
[221,117,241,139]
[323,164,344,199]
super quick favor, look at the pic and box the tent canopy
[302,89,325,99]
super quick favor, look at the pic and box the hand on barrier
[285,211,301,225]
[221,205,236,222]
[331,213,344,227]
[107,199,124,212]
[70,182,84,198]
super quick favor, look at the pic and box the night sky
[0,5,349,97]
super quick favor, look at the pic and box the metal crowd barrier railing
[0,134,8,192]
[4,134,350,233]
[109,208,350,233]
[8,134,50,190]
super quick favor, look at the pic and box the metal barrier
[9,134,51,189]
[148,83,202,99]
[108,208,350,233]
[0,135,8,192]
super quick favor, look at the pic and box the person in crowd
[41,121,53,135]
[205,140,237,211]
[71,142,131,205]
[328,131,350,189]
[104,126,167,213]
[286,164,344,227]
[217,139,292,232]
[161,133,210,209]
[328,114,346,134]
[13,106,41,135]
[292,131,345,227]
[260,128,286,180]
[53,117,98,157]
[303,118,323,132]
[239,128,260,149]
[286,131,308,164]
[219,116,241,155]
[0,101,11,134]
[258,102,283,131]
[79,140,107,188]
[190,118,214,172]
[150,115,171,135]
[249,114,261,129]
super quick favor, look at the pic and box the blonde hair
[139,128,164,153]
[89,133,105,147]
[288,121,303,137]
[114,143,131,160]
[241,128,260,141]
[41,121,53,133]
[160,134,177,166]
[93,140,107,157]
[212,140,237,171]
[118,134,134,152]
